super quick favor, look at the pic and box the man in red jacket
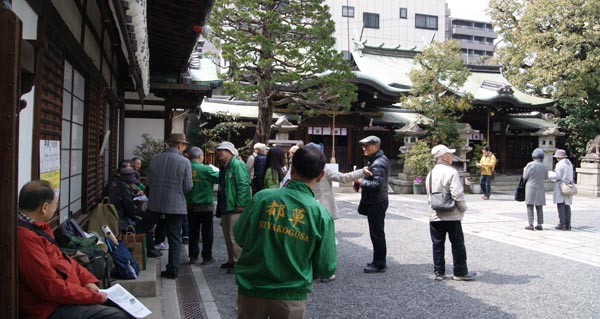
[17,180,129,319]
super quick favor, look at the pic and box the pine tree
[208,0,356,143]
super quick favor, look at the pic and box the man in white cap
[216,141,251,273]
[357,135,390,274]
[426,144,476,281]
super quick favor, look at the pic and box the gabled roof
[454,67,556,111]
[200,97,285,120]
[351,45,555,112]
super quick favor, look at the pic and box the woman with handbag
[522,148,549,230]
[550,149,575,230]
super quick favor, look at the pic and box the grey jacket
[523,159,548,206]
[313,167,364,219]
[146,147,193,214]
[426,162,468,221]
[551,158,574,205]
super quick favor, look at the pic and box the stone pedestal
[576,162,600,197]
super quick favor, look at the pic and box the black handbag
[515,177,526,202]
[428,169,456,212]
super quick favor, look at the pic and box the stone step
[113,256,158,297]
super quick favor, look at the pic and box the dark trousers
[557,203,572,226]
[182,214,189,238]
[48,302,129,319]
[154,217,166,245]
[429,221,469,276]
[480,175,492,197]
[366,202,387,268]
[136,212,184,273]
[188,211,214,260]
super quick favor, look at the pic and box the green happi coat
[234,179,337,300]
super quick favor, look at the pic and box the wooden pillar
[0,8,22,318]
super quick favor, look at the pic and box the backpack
[87,197,120,239]
[106,239,140,279]
[18,221,112,288]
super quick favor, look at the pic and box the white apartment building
[326,0,447,54]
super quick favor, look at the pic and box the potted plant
[412,176,424,194]
[404,140,433,194]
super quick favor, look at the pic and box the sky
[446,0,491,21]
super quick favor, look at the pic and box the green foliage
[133,134,165,176]
[468,140,489,175]
[200,111,245,151]
[403,140,434,179]
[209,0,357,143]
[489,0,600,159]
[403,40,473,146]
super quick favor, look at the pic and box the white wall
[18,90,35,191]
[123,118,165,160]
[13,0,38,40]
[13,0,38,191]
[327,0,446,52]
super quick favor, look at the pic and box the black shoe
[161,270,178,279]
[182,237,189,245]
[366,262,374,267]
[535,225,543,231]
[453,272,477,281]
[363,265,386,273]
[566,225,572,231]
[147,248,163,258]
[201,258,215,265]
[220,262,234,269]
[434,272,445,281]
[524,225,534,231]
[555,224,567,230]
[189,257,198,265]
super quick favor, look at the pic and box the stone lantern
[532,127,564,171]
[396,121,425,154]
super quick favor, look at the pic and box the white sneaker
[154,242,169,250]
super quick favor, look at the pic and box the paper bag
[122,227,147,270]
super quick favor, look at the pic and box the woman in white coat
[550,149,574,230]
[522,148,549,230]
[304,142,370,219]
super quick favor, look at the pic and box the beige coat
[313,167,364,219]
[425,162,468,222]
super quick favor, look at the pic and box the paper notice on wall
[100,284,151,318]
[40,140,60,195]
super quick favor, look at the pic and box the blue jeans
[480,175,492,197]
[429,221,469,276]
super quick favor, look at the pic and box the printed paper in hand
[100,284,151,318]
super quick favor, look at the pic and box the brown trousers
[237,294,307,319]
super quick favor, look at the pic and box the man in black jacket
[357,136,390,273]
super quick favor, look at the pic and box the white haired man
[426,144,476,281]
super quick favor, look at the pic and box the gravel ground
[201,193,600,319]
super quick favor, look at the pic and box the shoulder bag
[560,181,577,196]
[428,168,456,212]
[514,177,526,202]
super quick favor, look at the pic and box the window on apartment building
[342,5,354,17]
[415,14,438,30]
[399,8,407,19]
[60,61,85,222]
[363,12,379,29]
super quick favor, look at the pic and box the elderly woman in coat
[304,143,370,219]
[550,149,575,230]
[522,148,549,230]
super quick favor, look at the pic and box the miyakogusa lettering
[258,220,310,242]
